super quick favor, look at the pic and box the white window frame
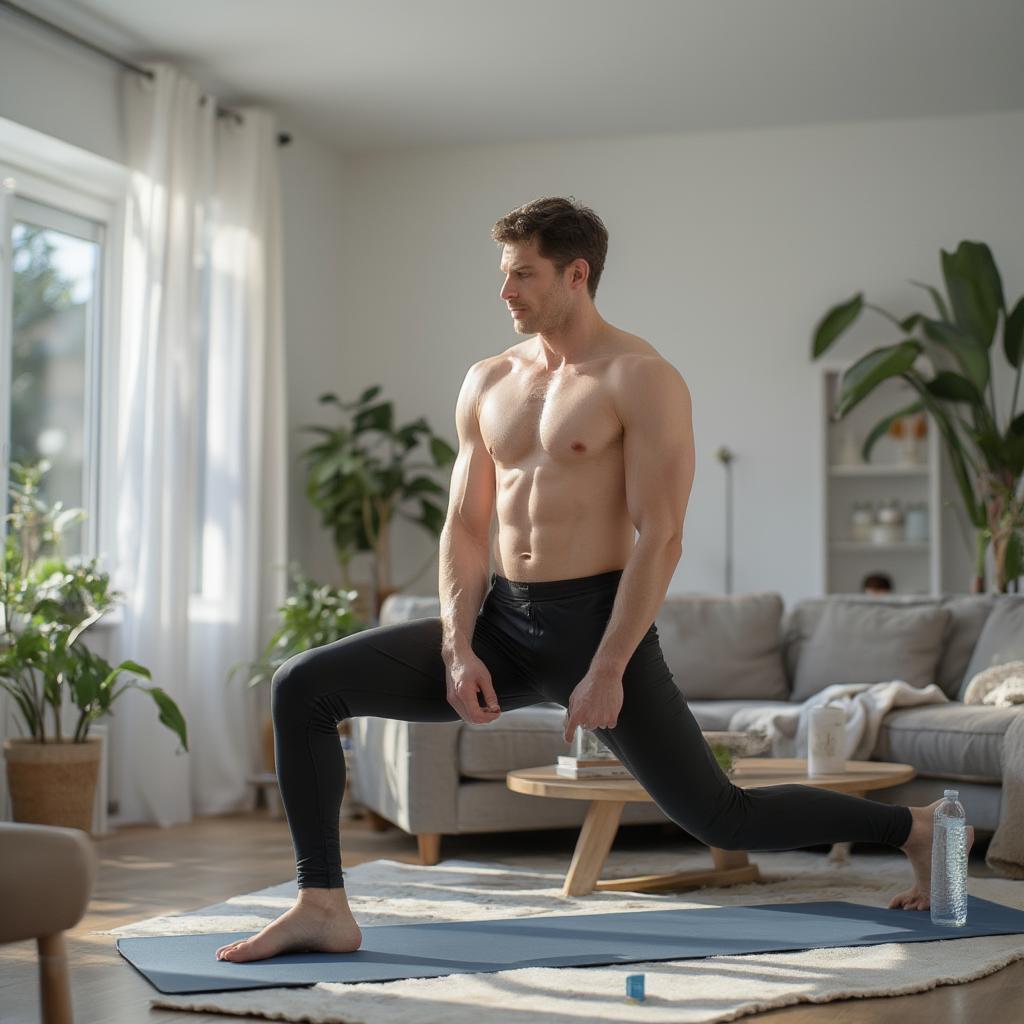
[0,115,127,628]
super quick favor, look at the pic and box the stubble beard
[515,291,572,337]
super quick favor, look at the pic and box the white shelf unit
[820,362,941,595]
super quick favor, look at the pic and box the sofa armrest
[350,718,462,834]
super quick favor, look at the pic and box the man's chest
[478,370,623,468]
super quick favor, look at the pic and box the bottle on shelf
[905,500,929,543]
[850,500,874,542]
[871,498,904,544]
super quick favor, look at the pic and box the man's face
[498,240,573,336]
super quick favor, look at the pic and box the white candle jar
[808,705,846,776]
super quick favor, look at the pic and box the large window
[8,197,103,557]
[0,123,125,578]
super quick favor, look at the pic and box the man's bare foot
[215,887,362,963]
[888,798,975,911]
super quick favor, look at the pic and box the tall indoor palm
[812,240,1024,592]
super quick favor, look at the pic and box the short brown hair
[491,196,608,300]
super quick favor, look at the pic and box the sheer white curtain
[187,106,288,817]
[110,63,288,825]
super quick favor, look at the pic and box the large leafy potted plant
[812,240,1024,592]
[226,562,367,771]
[299,385,457,616]
[1,460,188,832]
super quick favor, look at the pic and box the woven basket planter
[3,734,102,833]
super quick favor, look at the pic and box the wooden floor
[2,808,1021,1023]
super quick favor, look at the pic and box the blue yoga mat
[117,894,1024,995]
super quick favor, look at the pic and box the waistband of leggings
[489,568,624,602]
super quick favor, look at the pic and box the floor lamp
[716,446,735,595]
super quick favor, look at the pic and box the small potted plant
[1,460,188,833]
[226,562,367,771]
[702,730,772,776]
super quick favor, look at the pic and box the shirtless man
[215,196,970,964]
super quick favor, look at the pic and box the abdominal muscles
[493,463,634,579]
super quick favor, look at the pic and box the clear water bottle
[930,789,968,927]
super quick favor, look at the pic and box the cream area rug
[98,844,1024,1024]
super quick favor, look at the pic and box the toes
[889,892,929,911]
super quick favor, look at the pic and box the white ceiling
[35,0,1024,156]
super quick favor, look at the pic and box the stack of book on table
[556,755,634,779]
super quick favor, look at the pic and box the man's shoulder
[458,348,518,414]
[607,334,686,387]
[605,337,690,426]
[464,343,524,387]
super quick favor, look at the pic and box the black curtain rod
[0,0,292,147]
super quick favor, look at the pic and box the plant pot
[3,735,102,834]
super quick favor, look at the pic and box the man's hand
[563,666,624,743]
[445,650,502,724]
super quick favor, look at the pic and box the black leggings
[271,568,914,888]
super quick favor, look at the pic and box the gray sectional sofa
[350,589,1024,868]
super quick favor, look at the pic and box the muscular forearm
[438,519,490,666]
[590,532,682,676]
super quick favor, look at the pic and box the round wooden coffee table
[506,758,915,897]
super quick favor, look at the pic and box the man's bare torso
[475,328,664,582]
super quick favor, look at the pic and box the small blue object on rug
[625,973,645,1002]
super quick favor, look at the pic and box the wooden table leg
[563,801,625,896]
[594,845,762,894]
[709,846,757,873]
[562,801,764,897]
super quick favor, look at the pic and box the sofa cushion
[379,593,442,625]
[934,594,998,698]
[458,705,573,780]
[654,592,789,700]
[780,594,938,687]
[781,593,995,699]
[791,600,951,701]
[457,700,795,780]
[873,702,1019,783]
[959,596,1024,701]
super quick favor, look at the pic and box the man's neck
[535,310,610,368]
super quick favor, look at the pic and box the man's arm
[438,360,496,667]
[590,357,695,675]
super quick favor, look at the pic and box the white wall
[274,136,351,580]
[0,13,124,163]
[336,111,1024,607]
